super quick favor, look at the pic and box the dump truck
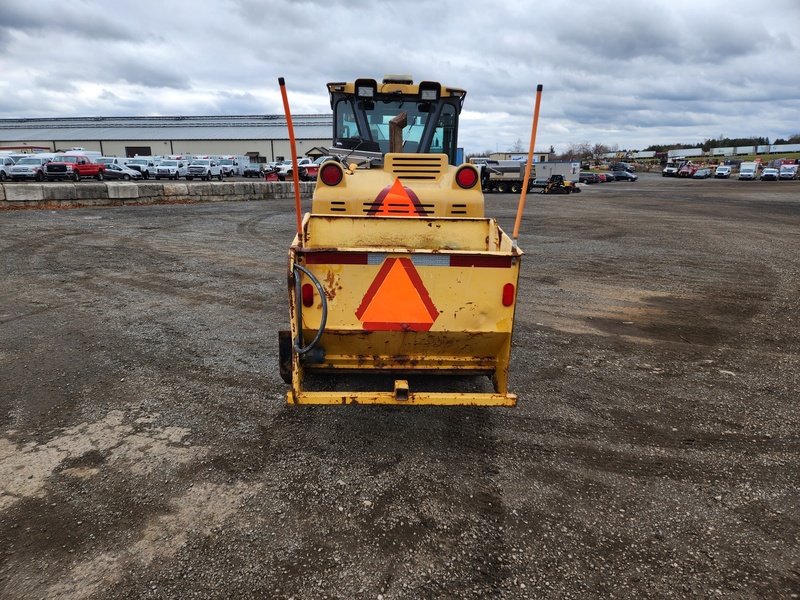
[470,158,534,194]
[279,75,527,406]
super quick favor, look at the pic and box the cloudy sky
[1,0,798,155]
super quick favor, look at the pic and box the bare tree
[509,138,526,153]
[561,142,592,161]
[592,143,610,160]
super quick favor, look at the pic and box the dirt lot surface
[1,174,798,599]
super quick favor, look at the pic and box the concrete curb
[0,181,315,209]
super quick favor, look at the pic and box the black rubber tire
[510,182,521,194]
[74,172,81,182]
[496,182,508,193]
[123,174,131,181]
[96,171,104,181]
[217,172,223,181]
[35,171,44,181]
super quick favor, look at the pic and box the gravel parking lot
[1,174,798,599]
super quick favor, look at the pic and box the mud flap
[278,330,293,384]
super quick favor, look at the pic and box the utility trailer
[472,158,579,193]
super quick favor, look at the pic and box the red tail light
[302,283,314,307]
[319,162,344,186]
[502,283,515,307]
[455,165,478,189]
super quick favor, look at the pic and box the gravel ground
[1,174,798,599]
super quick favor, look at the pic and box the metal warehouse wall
[3,138,331,161]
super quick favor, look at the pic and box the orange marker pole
[278,77,303,239]
[513,84,543,242]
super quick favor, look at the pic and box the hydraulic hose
[292,263,328,354]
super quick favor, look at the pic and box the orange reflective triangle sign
[368,179,428,216]
[355,258,438,331]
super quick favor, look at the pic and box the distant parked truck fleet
[1,147,798,184]
[662,157,798,181]
[0,148,259,182]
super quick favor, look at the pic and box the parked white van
[0,155,16,181]
[64,148,102,162]
[738,162,759,180]
[218,155,250,177]
[96,157,127,167]
[714,165,732,179]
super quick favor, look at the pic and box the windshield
[332,92,460,163]
[57,156,80,163]
[160,160,177,167]
[16,158,40,165]
[128,159,147,165]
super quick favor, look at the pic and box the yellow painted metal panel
[303,214,504,251]
[287,212,521,404]
[311,159,485,218]
[287,390,517,406]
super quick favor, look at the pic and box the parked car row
[663,160,799,181]
[579,170,639,183]
[0,150,261,182]
[0,151,339,184]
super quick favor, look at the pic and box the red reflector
[455,166,478,189]
[502,283,515,306]
[319,163,343,186]
[304,252,369,265]
[450,255,512,268]
[302,283,314,307]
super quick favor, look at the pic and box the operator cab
[326,75,466,166]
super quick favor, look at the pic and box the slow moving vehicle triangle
[369,179,428,216]
[355,257,438,331]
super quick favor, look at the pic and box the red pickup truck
[678,162,698,178]
[44,155,106,181]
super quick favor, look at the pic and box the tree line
[471,134,800,162]
[646,134,800,153]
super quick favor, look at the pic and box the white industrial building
[0,114,333,163]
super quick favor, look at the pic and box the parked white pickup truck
[125,157,158,179]
[155,159,189,180]
[277,157,314,181]
[778,164,798,180]
[662,162,680,177]
[185,159,223,180]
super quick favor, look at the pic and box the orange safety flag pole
[513,84,543,242]
[278,77,304,239]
